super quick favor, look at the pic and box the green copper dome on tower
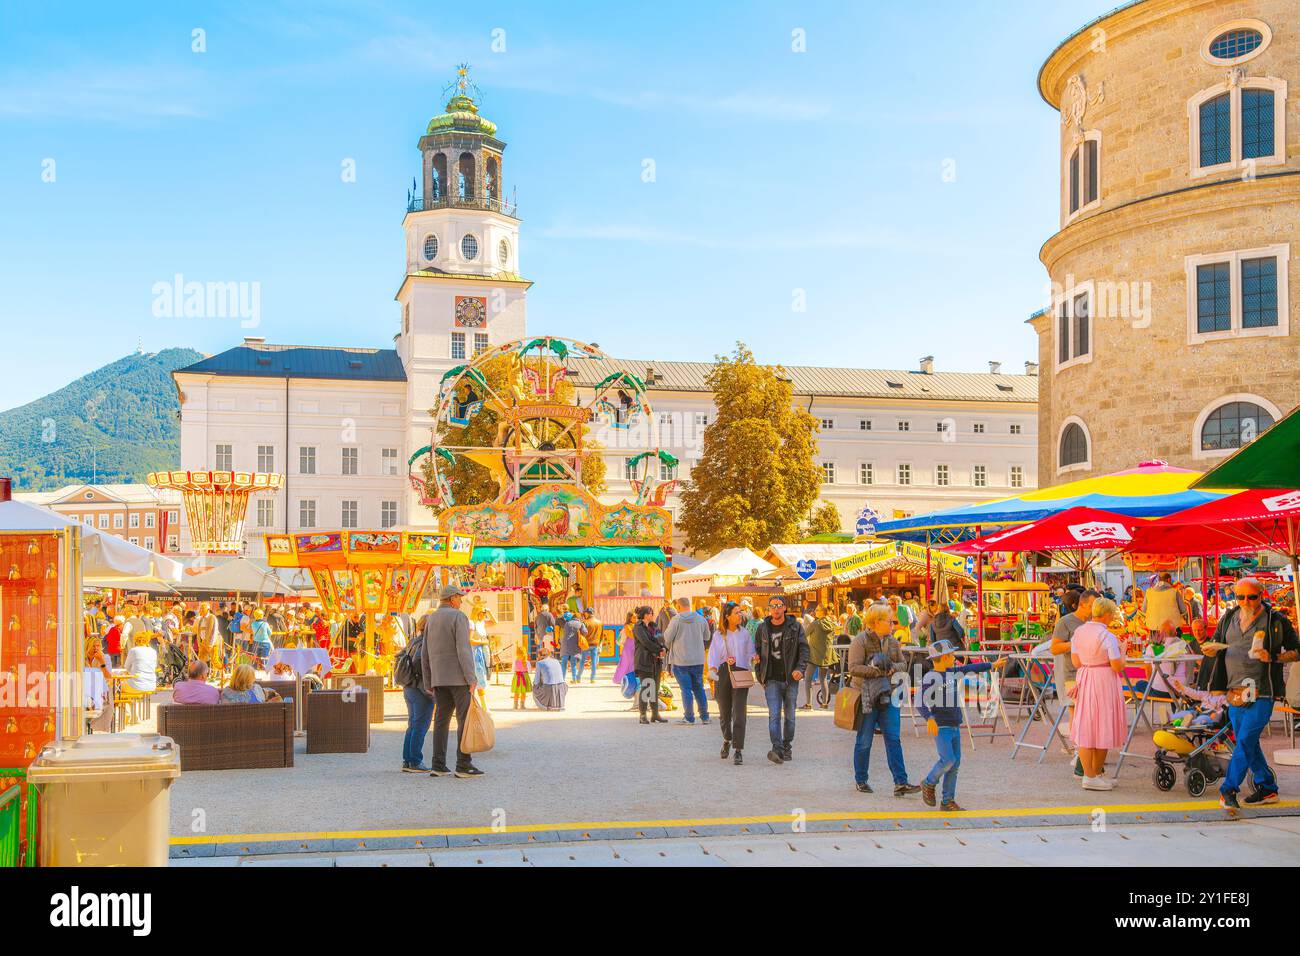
[427,65,498,136]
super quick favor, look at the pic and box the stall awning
[470,546,666,567]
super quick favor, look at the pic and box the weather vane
[443,63,483,104]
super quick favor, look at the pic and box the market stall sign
[795,559,818,581]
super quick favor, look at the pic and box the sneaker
[652,716,669,724]
[1220,790,1240,811]
[894,783,921,797]
[677,718,695,725]
[921,782,937,807]
[639,717,650,724]
[402,763,431,774]
[1244,788,1279,806]
[720,742,731,759]
[781,748,793,761]
[733,750,743,766]
[855,782,874,794]
[428,765,452,777]
[940,801,965,812]
[454,765,485,779]
[1081,776,1114,791]
[767,749,784,765]
[700,718,710,725]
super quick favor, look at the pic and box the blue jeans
[672,664,709,722]
[924,725,962,804]
[764,679,799,750]
[560,654,581,682]
[1223,697,1276,795]
[578,647,601,682]
[402,685,435,767]
[853,702,908,787]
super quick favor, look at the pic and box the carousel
[410,336,675,637]
[263,529,474,674]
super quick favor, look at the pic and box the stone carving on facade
[1061,74,1106,130]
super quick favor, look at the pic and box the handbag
[834,685,863,731]
[461,696,496,753]
[721,634,755,689]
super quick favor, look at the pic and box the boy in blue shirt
[916,639,1007,811]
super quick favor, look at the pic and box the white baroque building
[174,84,1039,558]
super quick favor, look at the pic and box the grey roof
[176,343,407,383]
[573,357,1038,403]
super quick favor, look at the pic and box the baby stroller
[159,642,189,686]
[814,635,852,709]
[1151,702,1234,797]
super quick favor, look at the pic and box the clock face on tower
[455,295,488,328]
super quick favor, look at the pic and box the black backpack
[394,633,425,690]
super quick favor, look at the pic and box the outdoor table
[899,645,1015,749]
[1007,652,1073,763]
[267,648,333,739]
[1114,653,1203,778]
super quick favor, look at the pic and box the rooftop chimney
[919,356,934,375]
[243,336,267,346]
[1025,361,1039,376]
[0,477,10,502]
[989,361,1002,375]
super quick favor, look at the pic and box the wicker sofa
[327,673,385,723]
[157,701,295,771]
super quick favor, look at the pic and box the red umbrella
[948,507,1147,555]
[1126,489,1300,616]
[947,507,1150,584]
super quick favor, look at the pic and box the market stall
[672,548,775,602]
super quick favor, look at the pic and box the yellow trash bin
[28,733,180,867]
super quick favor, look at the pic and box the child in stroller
[814,633,853,709]
[1151,678,1233,797]
[159,641,190,687]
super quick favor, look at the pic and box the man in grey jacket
[663,597,711,725]
[421,583,484,778]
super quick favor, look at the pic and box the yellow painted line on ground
[170,799,1300,846]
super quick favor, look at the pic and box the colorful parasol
[876,461,1227,545]
[947,507,1147,554]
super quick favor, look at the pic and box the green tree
[806,500,842,537]
[679,343,820,553]
[424,354,606,511]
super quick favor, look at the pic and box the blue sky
[0,0,1108,411]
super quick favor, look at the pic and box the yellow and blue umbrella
[876,461,1229,545]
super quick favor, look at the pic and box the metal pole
[975,526,984,647]
[1287,518,1300,626]
[924,531,931,604]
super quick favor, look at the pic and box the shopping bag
[461,696,496,753]
[620,672,639,699]
[833,686,862,731]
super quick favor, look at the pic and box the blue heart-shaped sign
[795,559,817,581]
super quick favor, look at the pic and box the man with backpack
[395,612,433,773]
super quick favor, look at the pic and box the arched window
[1059,421,1089,469]
[485,156,499,203]
[458,153,476,201]
[423,234,438,261]
[1189,77,1285,176]
[431,154,448,200]
[1200,401,1275,453]
[1067,135,1099,216]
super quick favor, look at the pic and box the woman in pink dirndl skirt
[1069,598,1128,792]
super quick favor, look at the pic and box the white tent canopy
[182,556,297,596]
[0,498,184,584]
[672,547,776,598]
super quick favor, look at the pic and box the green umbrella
[1193,404,1300,490]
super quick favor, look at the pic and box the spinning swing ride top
[146,469,284,554]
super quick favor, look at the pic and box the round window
[498,239,510,268]
[423,234,438,260]
[1209,28,1263,61]
[461,234,479,260]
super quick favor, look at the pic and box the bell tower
[396,64,531,527]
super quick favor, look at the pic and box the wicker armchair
[327,673,385,723]
[304,689,370,753]
[157,701,295,770]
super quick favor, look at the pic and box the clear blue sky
[0,0,1108,411]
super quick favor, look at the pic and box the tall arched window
[457,153,476,201]
[485,156,499,203]
[1198,93,1232,167]
[431,154,448,200]
[1067,134,1099,216]
[1059,421,1089,469]
[1189,77,1286,176]
[1200,401,1275,453]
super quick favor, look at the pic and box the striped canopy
[875,461,1228,545]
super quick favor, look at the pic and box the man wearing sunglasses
[1201,577,1300,810]
[753,597,811,765]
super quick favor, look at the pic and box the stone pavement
[172,817,1300,867]
[138,667,1300,856]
